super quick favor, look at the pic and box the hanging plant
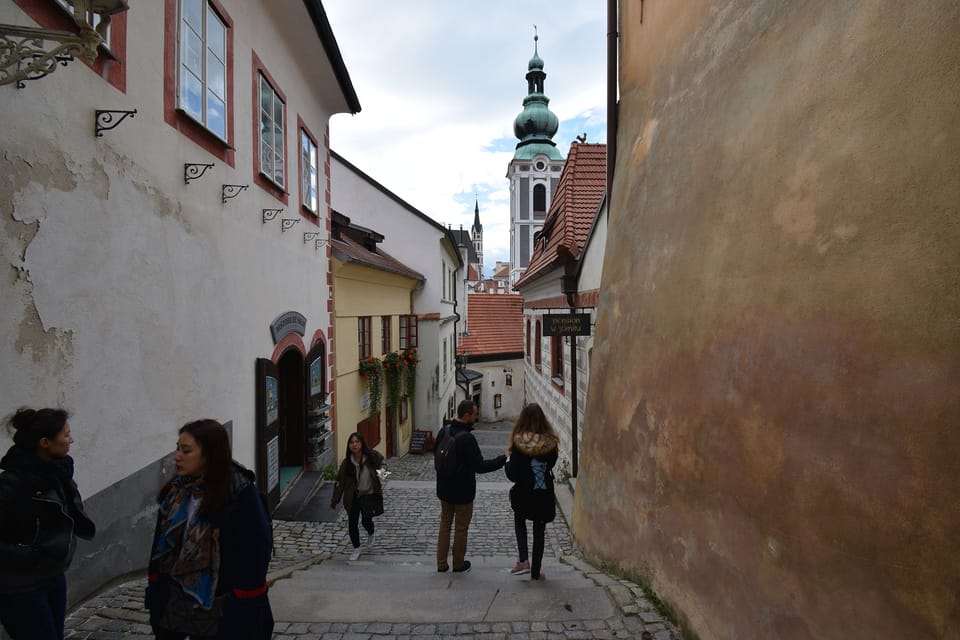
[359,357,383,417]
[402,348,419,400]
[382,351,404,420]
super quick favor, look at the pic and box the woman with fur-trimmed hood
[504,403,559,581]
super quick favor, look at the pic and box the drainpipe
[561,274,579,478]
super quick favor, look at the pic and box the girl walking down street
[0,408,96,640]
[330,432,384,561]
[145,419,273,640]
[505,403,559,581]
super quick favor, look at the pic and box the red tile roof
[514,142,606,288]
[331,234,425,282]
[493,264,510,278]
[457,294,524,357]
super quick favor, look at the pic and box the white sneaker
[366,532,375,547]
[349,547,361,561]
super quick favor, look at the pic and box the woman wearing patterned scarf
[145,419,273,640]
[0,407,95,640]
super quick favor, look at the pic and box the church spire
[512,28,561,160]
[472,197,482,233]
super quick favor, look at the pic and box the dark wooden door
[255,358,281,511]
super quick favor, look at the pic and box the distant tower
[472,198,484,279]
[507,29,565,286]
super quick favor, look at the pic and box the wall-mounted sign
[543,313,592,336]
[270,311,307,344]
[265,376,279,425]
[310,356,324,397]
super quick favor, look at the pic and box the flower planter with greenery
[402,348,419,400]
[359,356,383,418]
[382,351,404,421]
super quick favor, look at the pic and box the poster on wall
[266,436,279,492]
[265,376,279,424]
[310,357,324,397]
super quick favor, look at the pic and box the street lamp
[1,0,129,87]
[455,351,470,400]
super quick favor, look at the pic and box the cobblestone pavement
[64,422,680,639]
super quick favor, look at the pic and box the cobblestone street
[63,422,679,639]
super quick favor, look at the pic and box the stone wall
[574,2,960,638]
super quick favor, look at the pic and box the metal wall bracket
[221,184,248,204]
[95,108,136,136]
[281,218,301,231]
[315,239,329,250]
[262,208,283,223]
[303,232,322,244]
[184,163,214,184]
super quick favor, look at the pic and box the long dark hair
[8,407,68,452]
[160,419,233,516]
[508,403,558,455]
[344,431,373,462]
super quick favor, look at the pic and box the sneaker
[531,571,546,581]
[366,532,375,547]
[437,565,449,573]
[452,560,472,573]
[510,560,530,575]
[349,547,361,561]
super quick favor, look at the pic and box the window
[506,374,513,387]
[259,73,285,187]
[300,126,319,215]
[494,394,502,409]
[358,316,371,360]
[551,336,564,383]
[442,339,448,380]
[526,319,531,359]
[381,316,392,354]
[400,315,418,350]
[533,183,546,218]
[179,0,227,139]
[534,320,542,367]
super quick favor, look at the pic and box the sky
[324,1,608,278]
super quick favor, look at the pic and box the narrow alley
[63,421,679,639]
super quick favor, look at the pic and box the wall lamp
[1,0,129,88]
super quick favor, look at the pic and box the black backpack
[434,426,464,478]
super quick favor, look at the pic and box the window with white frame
[300,130,319,214]
[179,0,227,139]
[442,339,448,380]
[259,74,285,187]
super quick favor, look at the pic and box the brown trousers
[436,500,473,571]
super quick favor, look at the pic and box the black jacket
[0,445,96,593]
[330,449,384,511]
[146,462,273,639]
[435,421,506,504]
[505,432,559,522]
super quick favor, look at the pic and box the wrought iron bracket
[303,232,322,244]
[315,239,330,250]
[221,184,248,204]
[184,163,214,184]
[95,108,136,137]
[281,218,301,232]
[262,208,283,223]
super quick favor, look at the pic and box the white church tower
[507,32,565,286]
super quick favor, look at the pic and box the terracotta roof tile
[332,234,425,282]
[457,294,524,357]
[515,143,606,288]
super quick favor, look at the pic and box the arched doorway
[277,348,305,494]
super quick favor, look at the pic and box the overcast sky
[325,1,608,277]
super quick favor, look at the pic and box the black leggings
[514,514,547,578]
[348,495,374,548]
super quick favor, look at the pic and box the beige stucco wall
[332,261,418,459]
[574,2,960,639]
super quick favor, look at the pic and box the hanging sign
[543,313,591,336]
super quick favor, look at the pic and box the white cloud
[325,0,607,276]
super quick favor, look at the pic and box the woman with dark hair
[330,431,384,561]
[0,407,95,640]
[145,419,273,640]
[505,403,559,581]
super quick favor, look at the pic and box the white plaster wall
[475,358,525,423]
[0,0,350,497]
[578,201,607,292]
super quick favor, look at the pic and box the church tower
[471,198,484,279]
[507,31,565,286]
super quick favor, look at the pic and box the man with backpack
[435,400,506,573]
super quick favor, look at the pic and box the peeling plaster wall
[0,0,341,603]
[574,2,960,639]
